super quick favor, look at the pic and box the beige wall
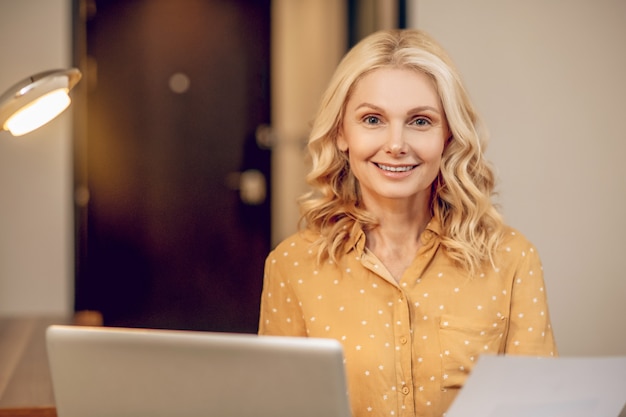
[271,0,347,245]
[0,0,74,315]
[412,0,626,356]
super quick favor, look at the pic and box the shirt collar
[345,215,442,256]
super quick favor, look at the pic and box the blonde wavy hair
[299,29,505,274]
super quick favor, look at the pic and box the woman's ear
[440,119,452,149]
[444,122,453,146]
[337,130,349,152]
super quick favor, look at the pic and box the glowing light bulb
[4,88,71,136]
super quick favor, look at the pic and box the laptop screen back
[46,325,352,417]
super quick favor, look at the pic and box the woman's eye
[363,115,381,125]
[411,117,431,127]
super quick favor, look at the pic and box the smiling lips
[375,162,418,173]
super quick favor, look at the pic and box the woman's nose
[385,125,407,155]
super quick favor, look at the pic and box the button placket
[394,288,414,415]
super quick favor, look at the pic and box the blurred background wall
[0,0,74,315]
[1,0,624,355]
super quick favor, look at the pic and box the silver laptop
[46,325,352,417]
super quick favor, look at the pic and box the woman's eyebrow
[407,105,442,115]
[354,102,383,112]
[353,103,442,115]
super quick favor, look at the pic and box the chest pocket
[438,314,508,389]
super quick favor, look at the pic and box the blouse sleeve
[505,241,558,356]
[258,250,307,337]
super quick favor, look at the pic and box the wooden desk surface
[0,316,70,417]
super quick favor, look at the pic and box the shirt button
[402,386,410,395]
[400,336,408,344]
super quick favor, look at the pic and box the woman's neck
[363,195,432,281]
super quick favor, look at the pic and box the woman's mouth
[374,163,417,172]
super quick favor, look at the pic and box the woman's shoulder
[497,224,541,258]
[265,230,324,274]
[269,229,321,257]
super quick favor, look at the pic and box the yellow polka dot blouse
[258,219,558,417]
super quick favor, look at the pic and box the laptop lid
[46,325,352,417]
[445,354,626,417]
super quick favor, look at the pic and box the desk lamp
[0,68,81,136]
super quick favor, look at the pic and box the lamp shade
[0,68,81,136]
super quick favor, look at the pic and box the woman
[258,29,557,417]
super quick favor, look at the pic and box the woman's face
[338,67,449,206]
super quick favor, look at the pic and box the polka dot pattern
[259,222,557,417]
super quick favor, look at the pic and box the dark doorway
[72,0,271,333]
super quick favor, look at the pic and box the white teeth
[377,163,415,172]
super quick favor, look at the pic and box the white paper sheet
[446,355,626,417]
